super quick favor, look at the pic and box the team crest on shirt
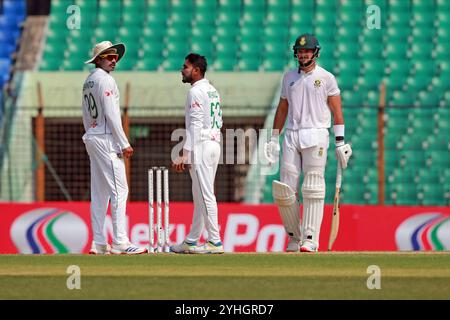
[314,80,322,88]
[318,147,323,157]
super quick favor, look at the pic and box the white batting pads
[336,143,352,169]
[272,180,301,242]
[301,171,325,249]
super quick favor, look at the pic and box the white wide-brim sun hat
[84,41,126,64]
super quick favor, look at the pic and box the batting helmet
[293,34,320,68]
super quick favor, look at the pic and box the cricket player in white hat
[82,41,147,254]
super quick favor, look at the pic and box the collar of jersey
[192,78,209,87]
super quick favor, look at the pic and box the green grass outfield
[0,252,449,300]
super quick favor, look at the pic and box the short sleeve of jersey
[327,74,340,96]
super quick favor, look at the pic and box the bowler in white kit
[171,53,224,254]
[82,41,147,255]
[264,34,352,252]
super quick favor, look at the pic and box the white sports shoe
[110,242,148,255]
[169,241,197,254]
[300,240,318,253]
[286,237,300,252]
[89,241,111,255]
[189,241,224,254]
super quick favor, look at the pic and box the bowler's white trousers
[185,140,222,244]
[83,134,130,246]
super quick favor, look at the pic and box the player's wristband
[333,125,345,146]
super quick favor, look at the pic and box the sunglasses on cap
[99,53,119,61]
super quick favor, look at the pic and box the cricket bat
[328,162,342,251]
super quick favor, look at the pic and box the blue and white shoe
[110,242,148,255]
[189,241,224,254]
[170,241,197,254]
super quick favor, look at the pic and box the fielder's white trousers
[185,140,221,244]
[83,134,129,246]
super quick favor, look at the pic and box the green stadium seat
[141,41,164,56]
[290,13,314,30]
[262,58,287,71]
[338,11,363,27]
[161,57,183,71]
[410,43,433,60]
[337,27,360,43]
[50,0,73,14]
[415,169,442,186]
[392,184,418,205]
[264,26,290,44]
[169,11,193,26]
[316,0,336,12]
[93,27,118,43]
[292,0,314,11]
[238,57,260,71]
[336,43,360,59]
[405,76,431,92]
[384,42,409,59]
[135,57,163,71]
[123,0,146,12]
[123,12,146,27]
[436,0,450,10]
[98,0,121,11]
[389,0,411,12]
[267,0,289,11]
[385,27,411,42]
[242,11,265,26]
[426,150,450,168]
[412,26,434,43]
[266,11,290,26]
[147,0,170,12]
[211,57,236,71]
[243,0,266,12]
[117,26,143,41]
[415,91,440,107]
[411,12,435,28]
[191,41,214,59]
[418,184,446,206]
[341,91,363,106]
[389,91,415,107]
[194,12,217,26]
[314,11,336,28]
[399,150,427,168]
[141,28,165,43]
[314,26,336,43]
[216,11,241,27]
[216,40,239,56]
[146,11,169,26]
[341,187,365,204]
[113,58,135,71]
[195,0,217,11]
[341,0,364,12]
[40,57,62,71]
[171,0,193,13]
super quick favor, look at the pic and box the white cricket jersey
[81,68,130,150]
[184,78,222,151]
[281,65,340,130]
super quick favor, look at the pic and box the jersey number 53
[210,102,222,129]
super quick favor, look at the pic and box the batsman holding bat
[264,34,352,252]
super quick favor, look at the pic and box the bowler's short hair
[185,53,207,76]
